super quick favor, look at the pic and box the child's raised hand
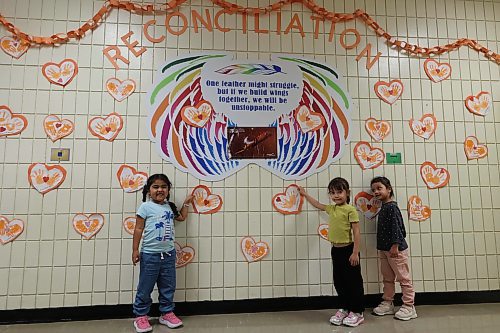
[132,250,140,265]
[298,186,307,196]
[184,194,195,205]
[349,252,360,266]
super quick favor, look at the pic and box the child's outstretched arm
[176,194,195,221]
[298,186,326,211]
[132,216,145,265]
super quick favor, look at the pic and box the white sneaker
[373,300,395,316]
[395,305,418,321]
[329,309,348,325]
[342,312,364,327]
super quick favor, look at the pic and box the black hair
[370,176,395,197]
[142,174,179,217]
[328,177,351,203]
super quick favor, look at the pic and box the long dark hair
[142,173,179,217]
[328,177,351,203]
[370,176,394,197]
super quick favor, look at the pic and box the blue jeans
[133,250,176,316]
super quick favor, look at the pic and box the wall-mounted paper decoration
[88,112,123,141]
[464,136,488,160]
[0,216,24,245]
[180,100,213,128]
[365,118,390,142]
[465,91,491,117]
[43,115,74,142]
[72,213,104,240]
[420,161,450,189]
[374,79,403,105]
[353,141,384,170]
[407,195,431,222]
[272,184,303,215]
[423,59,452,82]
[42,59,78,87]
[28,163,66,194]
[175,241,195,268]
[354,192,382,220]
[106,78,136,102]
[146,53,352,181]
[0,105,27,137]
[318,224,329,241]
[409,114,437,140]
[241,236,269,262]
[192,185,223,214]
[0,36,29,59]
[294,105,326,133]
[117,165,148,193]
[122,216,136,235]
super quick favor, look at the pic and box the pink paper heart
[354,192,382,220]
[42,59,78,87]
[191,185,223,214]
[353,141,384,170]
[294,105,325,133]
[175,242,195,268]
[72,213,105,240]
[0,216,24,244]
[43,115,74,141]
[241,236,269,262]
[0,105,27,137]
[106,78,136,102]
[374,79,403,105]
[423,59,452,82]
[0,36,29,59]
[272,184,303,215]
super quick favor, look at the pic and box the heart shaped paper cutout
[192,185,223,214]
[465,91,491,117]
[354,192,382,220]
[241,236,269,262]
[464,136,488,160]
[365,118,391,142]
[175,241,195,268]
[0,105,27,137]
[88,113,123,141]
[407,195,431,222]
[294,105,326,133]
[420,161,450,189]
[42,59,78,87]
[423,59,452,83]
[354,141,384,170]
[122,216,136,235]
[43,115,74,141]
[106,78,136,102]
[181,100,213,127]
[409,114,437,140]
[318,224,329,241]
[272,184,303,215]
[117,165,148,193]
[0,216,24,244]
[0,36,29,59]
[28,163,67,194]
[72,213,104,240]
[374,79,403,105]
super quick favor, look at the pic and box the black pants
[331,243,365,313]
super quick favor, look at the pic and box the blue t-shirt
[137,201,178,253]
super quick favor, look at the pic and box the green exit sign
[386,153,402,164]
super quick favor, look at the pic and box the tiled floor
[2,303,500,333]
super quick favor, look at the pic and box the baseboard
[2,290,500,325]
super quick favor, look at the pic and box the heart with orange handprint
[0,105,27,137]
[272,184,303,215]
[420,161,450,189]
[28,163,67,194]
[72,213,104,240]
[294,105,326,133]
[181,100,213,127]
[465,91,491,117]
[423,59,452,83]
[374,79,403,105]
[122,216,136,235]
[464,136,488,160]
[42,59,78,87]
[191,185,223,214]
[117,165,148,193]
[317,224,329,241]
[175,241,195,268]
[407,195,431,222]
[106,78,136,102]
[0,216,24,244]
[0,36,29,59]
[88,113,123,141]
[43,115,74,141]
[353,141,384,170]
[354,192,382,220]
[241,236,269,262]
[365,118,391,142]
[409,114,437,140]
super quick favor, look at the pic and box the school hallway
[2,303,499,333]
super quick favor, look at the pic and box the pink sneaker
[159,312,183,328]
[133,316,152,333]
[342,312,364,327]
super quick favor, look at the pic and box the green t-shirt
[325,204,359,244]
